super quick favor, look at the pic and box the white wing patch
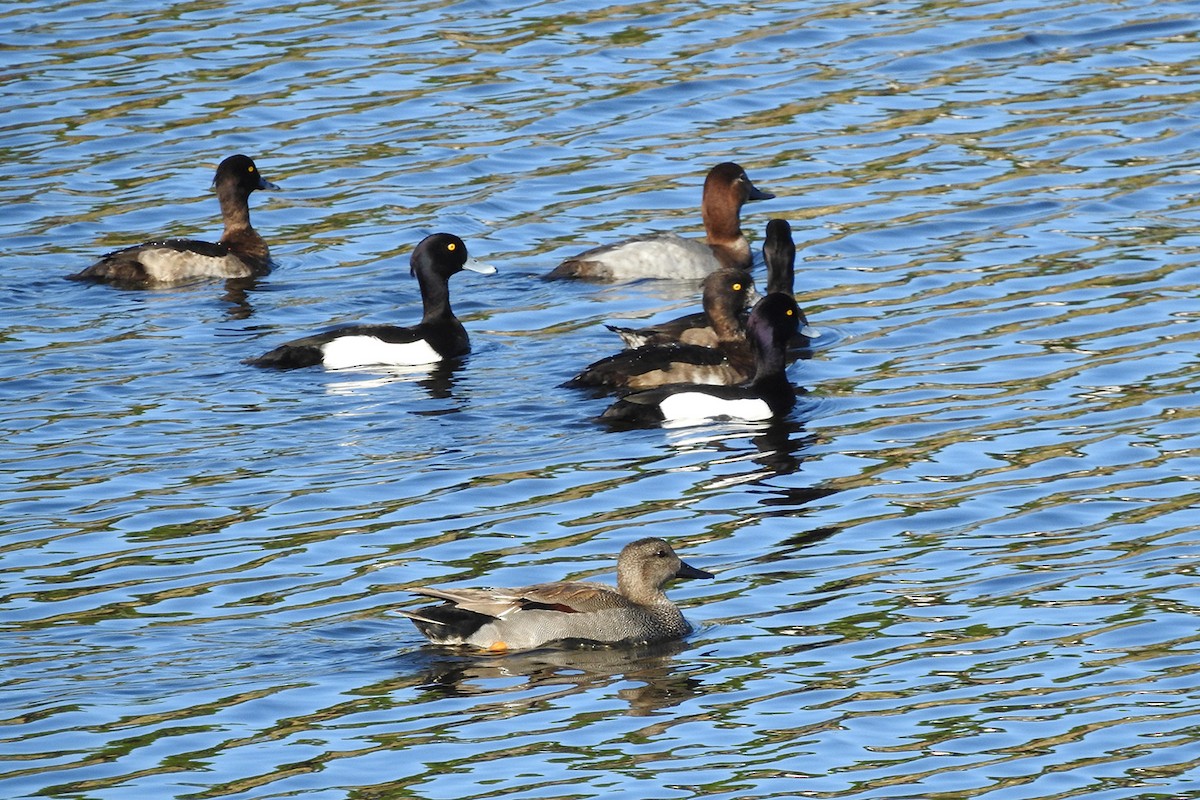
[320,335,442,369]
[657,391,772,426]
[139,248,252,281]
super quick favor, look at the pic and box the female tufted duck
[606,265,759,351]
[547,162,774,281]
[70,154,278,285]
[246,233,495,370]
[564,269,758,390]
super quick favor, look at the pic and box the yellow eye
[732,282,742,291]
[447,243,457,251]
[786,309,794,316]
[248,166,256,173]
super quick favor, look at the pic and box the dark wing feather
[563,343,730,389]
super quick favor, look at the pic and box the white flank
[140,248,251,281]
[320,336,442,369]
[657,391,772,426]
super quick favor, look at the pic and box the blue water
[3,0,1200,798]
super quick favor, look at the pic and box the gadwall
[246,233,496,370]
[71,154,278,285]
[400,537,713,651]
[547,162,774,281]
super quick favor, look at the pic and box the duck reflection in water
[317,357,466,402]
[218,276,262,322]
[403,639,703,716]
[660,416,815,483]
[750,418,816,477]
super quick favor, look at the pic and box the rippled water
[4,0,1200,798]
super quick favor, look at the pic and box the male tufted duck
[763,218,796,294]
[246,233,495,370]
[601,293,801,427]
[761,218,818,349]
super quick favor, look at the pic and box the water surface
[2,0,1200,798]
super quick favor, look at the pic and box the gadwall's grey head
[616,537,713,604]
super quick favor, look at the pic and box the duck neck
[217,184,253,238]
[766,264,794,296]
[617,575,668,606]
[417,270,453,323]
[216,187,267,264]
[708,302,744,342]
[750,338,787,386]
[708,238,751,271]
[701,188,742,239]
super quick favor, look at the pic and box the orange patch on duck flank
[487,641,508,652]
